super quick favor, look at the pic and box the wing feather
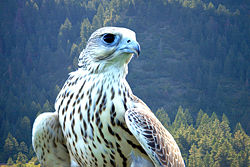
[32,112,70,167]
[125,108,185,167]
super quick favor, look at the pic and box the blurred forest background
[0,0,249,166]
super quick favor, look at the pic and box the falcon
[32,27,185,167]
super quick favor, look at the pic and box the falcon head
[78,27,140,73]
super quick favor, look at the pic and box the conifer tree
[58,18,72,48]
[155,107,171,128]
[173,106,187,129]
[196,109,204,128]
[16,152,28,164]
[188,144,204,167]
[79,18,91,49]
[4,133,19,159]
[7,157,14,165]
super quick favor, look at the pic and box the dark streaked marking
[115,133,121,141]
[111,87,115,100]
[116,142,127,167]
[73,101,76,107]
[92,142,96,149]
[110,103,116,126]
[98,127,109,145]
[109,142,114,148]
[62,108,65,115]
[60,98,64,106]
[63,116,66,130]
[72,120,78,142]
[123,101,128,111]
[96,85,103,105]
[74,77,79,85]
[83,119,87,131]
[108,125,114,135]
[110,153,115,160]
[68,76,73,80]
[110,159,116,167]
[88,145,92,152]
[100,93,107,114]
[95,64,100,73]
[99,122,103,129]
[87,108,90,122]
[123,91,126,101]
[90,68,94,74]
[89,96,92,106]
[123,96,128,111]
[90,123,94,138]
[70,93,74,100]
[78,105,81,114]
[95,112,100,127]
[126,139,147,155]
[97,136,101,143]
[80,127,84,136]
[80,93,84,99]
[70,113,73,120]
[101,153,107,165]
[75,81,85,100]
[79,112,83,121]
[58,104,62,113]
[116,119,133,135]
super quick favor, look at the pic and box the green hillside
[0,0,249,165]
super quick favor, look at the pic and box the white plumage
[32,27,185,167]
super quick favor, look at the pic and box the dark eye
[102,34,115,44]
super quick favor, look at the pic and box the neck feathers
[78,51,129,78]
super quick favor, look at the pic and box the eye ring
[102,33,116,44]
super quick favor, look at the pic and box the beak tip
[136,43,141,57]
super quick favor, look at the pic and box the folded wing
[125,108,185,167]
[32,112,70,167]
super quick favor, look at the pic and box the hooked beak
[118,40,141,57]
[133,42,140,57]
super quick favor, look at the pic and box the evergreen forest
[0,0,249,166]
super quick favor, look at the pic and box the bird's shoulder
[54,69,90,110]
